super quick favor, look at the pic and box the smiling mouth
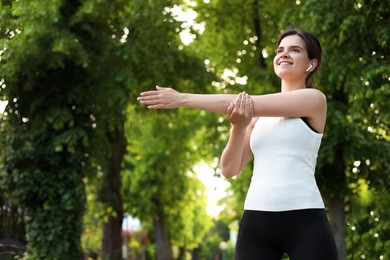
[278,61,292,65]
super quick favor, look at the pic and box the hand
[226,92,254,128]
[137,86,181,109]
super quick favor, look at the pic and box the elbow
[221,171,235,179]
[220,164,239,179]
[220,154,245,178]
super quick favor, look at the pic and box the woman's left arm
[251,88,327,132]
[251,88,326,117]
[137,86,236,114]
[138,86,326,131]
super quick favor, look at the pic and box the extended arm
[138,86,236,114]
[138,86,327,132]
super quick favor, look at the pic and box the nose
[279,50,289,58]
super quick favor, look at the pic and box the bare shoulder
[310,88,326,100]
[298,88,326,99]
[296,88,327,108]
[299,89,327,132]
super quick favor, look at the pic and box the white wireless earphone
[306,64,313,72]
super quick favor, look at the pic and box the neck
[281,79,306,92]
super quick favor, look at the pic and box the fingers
[137,94,158,104]
[146,104,163,109]
[234,92,242,110]
[250,96,254,116]
[138,85,178,109]
[235,91,250,112]
[241,92,246,111]
[226,102,234,116]
[245,93,254,118]
[239,92,253,118]
[138,86,164,105]
[139,91,157,98]
[139,85,166,97]
[244,92,253,116]
[156,85,167,90]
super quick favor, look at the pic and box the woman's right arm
[137,86,237,114]
[220,120,255,178]
[220,93,254,178]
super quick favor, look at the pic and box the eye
[291,48,300,53]
[276,48,283,54]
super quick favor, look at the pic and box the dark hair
[276,29,322,88]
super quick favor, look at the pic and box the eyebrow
[277,45,305,50]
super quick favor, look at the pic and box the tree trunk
[153,210,173,260]
[177,246,187,259]
[191,248,200,260]
[102,128,126,260]
[103,214,123,260]
[252,0,266,68]
[328,197,346,260]
[320,140,347,260]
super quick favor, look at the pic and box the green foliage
[195,219,233,260]
[193,0,390,257]
[217,165,252,223]
[281,0,390,257]
[117,2,224,257]
[81,179,104,253]
[124,109,213,252]
[0,0,131,258]
[193,0,298,93]
[347,189,390,259]
[169,176,212,249]
[0,187,25,242]
[1,0,388,258]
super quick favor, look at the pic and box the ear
[307,59,318,72]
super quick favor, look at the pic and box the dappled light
[0,0,389,260]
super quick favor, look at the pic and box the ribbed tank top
[245,117,325,211]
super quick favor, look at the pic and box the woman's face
[273,35,311,81]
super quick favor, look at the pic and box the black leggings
[234,209,339,260]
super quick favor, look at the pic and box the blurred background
[0,0,389,259]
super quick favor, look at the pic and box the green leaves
[0,0,111,258]
[124,109,214,251]
[279,0,390,257]
[1,0,388,258]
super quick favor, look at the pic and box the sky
[194,162,231,217]
[0,101,7,113]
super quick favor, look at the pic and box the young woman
[137,29,338,260]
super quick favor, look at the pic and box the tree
[0,1,221,258]
[347,188,390,259]
[0,1,91,258]
[0,0,132,258]
[193,0,297,93]
[124,108,215,259]
[169,175,212,259]
[115,2,228,258]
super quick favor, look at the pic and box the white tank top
[245,117,325,211]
